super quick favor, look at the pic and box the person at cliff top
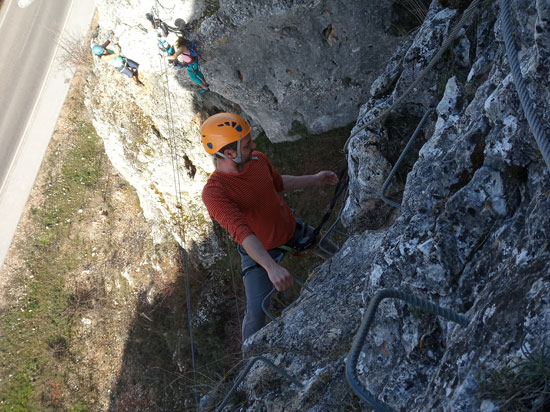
[92,38,144,87]
[167,36,210,93]
[200,112,338,342]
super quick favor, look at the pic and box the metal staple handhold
[380,108,435,208]
[262,275,314,322]
[216,356,303,412]
[317,213,346,256]
[343,0,482,152]
[345,288,469,411]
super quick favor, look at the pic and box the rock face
[227,1,550,411]
[87,0,550,411]
[197,0,400,141]
[88,0,403,266]
[17,0,35,7]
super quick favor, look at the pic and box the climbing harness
[346,288,469,411]
[116,56,129,73]
[343,0,482,153]
[277,165,349,258]
[501,0,550,172]
[215,356,303,412]
[157,37,175,56]
[380,108,435,208]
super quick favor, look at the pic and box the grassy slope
[0,71,179,410]
[0,94,105,411]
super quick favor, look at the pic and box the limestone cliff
[87,0,402,269]
[86,0,550,411]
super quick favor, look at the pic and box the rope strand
[154,3,200,406]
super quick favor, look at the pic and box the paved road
[0,0,96,268]
[0,0,69,185]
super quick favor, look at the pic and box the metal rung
[216,356,303,412]
[261,275,313,322]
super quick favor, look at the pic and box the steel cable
[501,0,550,172]
[346,288,469,411]
[380,108,435,208]
[343,0,482,152]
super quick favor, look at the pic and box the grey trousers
[240,249,284,341]
[238,219,314,342]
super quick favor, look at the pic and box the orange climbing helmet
[200,113,251,157]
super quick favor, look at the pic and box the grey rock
[86,0,550,411]
[221,0,550,411]
[17,0,35,7]
[197,0,402,141]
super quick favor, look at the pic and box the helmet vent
[216,122,243,132]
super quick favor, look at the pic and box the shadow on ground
[107,237,244,412]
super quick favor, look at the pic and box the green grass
[0,119,104,411]
[478,344,550,411]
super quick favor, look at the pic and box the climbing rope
[345,288,469,411]
[380,108,435,208]
[153,0,176,14]
[154,12,200,407]
[216,356,303,412]
[343,0,482,152]
[226,233,243,333]
[501,0,550,172]
[111,15,147,40]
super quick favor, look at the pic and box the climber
[167,36,210,93]
[92,37,144,87]
[145,12,181,36]
[200,113,339,342]
[145,12,181,66]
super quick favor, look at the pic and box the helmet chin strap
[216,138,244,164]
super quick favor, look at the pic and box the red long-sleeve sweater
[202,151,295,250]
